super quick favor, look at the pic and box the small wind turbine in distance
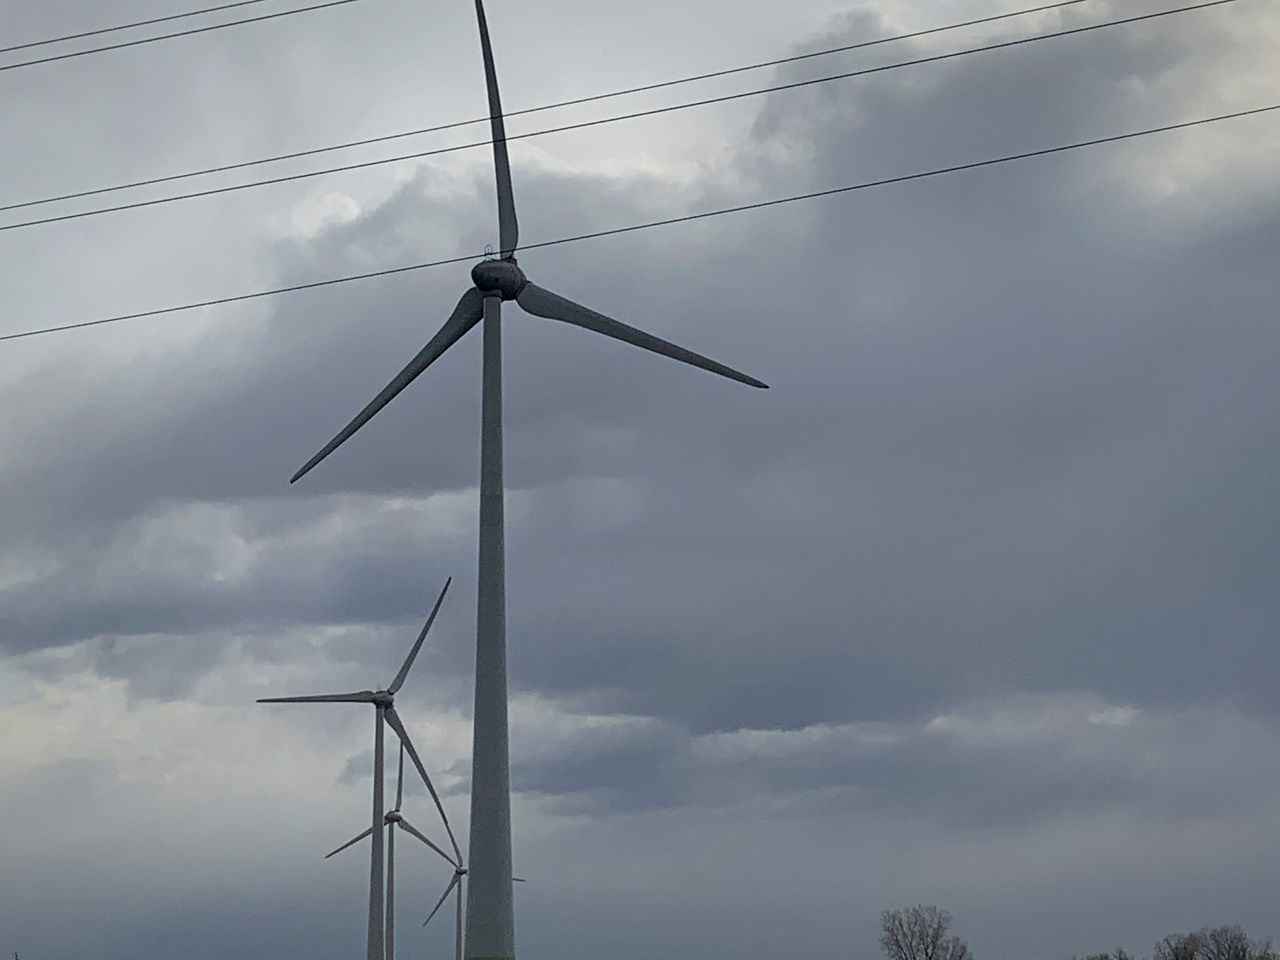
[325,742,461,960]
[258,578,460,960]
[423,857,468,960]
[422,855,527,960]
[288,2,768,957]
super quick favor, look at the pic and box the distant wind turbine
[423,858,467,960]
[258,578,459,960]
[288,2,767,957]
[421,850,526,960]
[326,742,460,960]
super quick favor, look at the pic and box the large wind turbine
[325,743,460,960]
[258,579,460,960]
[289,3,767,957]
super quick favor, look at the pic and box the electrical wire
[0,0,275,55]
[0,0,364,73]
[4,102,1274,344]
[1,0,1088,214]
[0,0,1241,234]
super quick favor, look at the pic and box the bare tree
[1203,927,1275,960]
[1156,933,1208,960]
[1154,927,1276,960]
[879,905,973,960]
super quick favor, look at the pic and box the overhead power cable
[0,0,275,55]
[0,0,364,73]
[0,0,1239,233]
[2,0,1087,214]
[4,102,1275,344]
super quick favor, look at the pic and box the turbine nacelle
[471,257,528,300]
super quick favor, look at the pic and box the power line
[4,102,1274,344]
[0,0,275,55]
[1,0,1088,214]
[517,0,1091,116]
[0,0,364,73]
[0,0,1240,233]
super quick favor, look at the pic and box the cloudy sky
[2,0,1278,957]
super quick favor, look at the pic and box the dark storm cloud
[502,696,1280,829]
[485,1,1280,728]
[0,487,471,656]
[4,1,1279,732]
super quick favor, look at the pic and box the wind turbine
[289,2,767,957]
[258,578,460,960]
[421,852,526,960]
[423,857,468,960]
[325,743,461,960]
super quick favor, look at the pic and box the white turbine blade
[423,873,460,928]
[291,288,485,483]
[387,577,451,695]
[324,826,374,859]
[396,818,457,868]
[516,283,768,389]
[473,0,517,257]
[394,741,405,812]
[257,691,375,704]
[383,706,462,863]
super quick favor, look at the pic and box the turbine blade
[423,873,459,928]
[387,578,451,695]
[394,741,405,812]
[473,0,517,257]
[516,283,768,389]
[383,706,462,863]
[323,826,374,859]
[257,691,375,704]
[291,288,485,483]
[396,818,457,868]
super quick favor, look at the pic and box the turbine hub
[371,690,393,706]
[385,811,403,823]
[471,257,528,301]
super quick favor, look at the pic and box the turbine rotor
[471,258,528,300]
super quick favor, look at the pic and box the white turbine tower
[325,743,461,960]
[289,3,767,957]
[258,579,461,960]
